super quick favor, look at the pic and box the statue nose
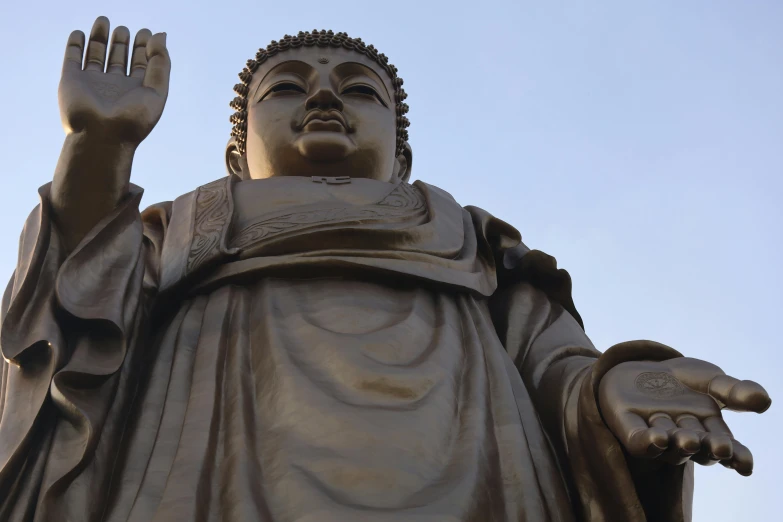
[305,88,344,112]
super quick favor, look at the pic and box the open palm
[58,16,170,146]
[599,356,771,476]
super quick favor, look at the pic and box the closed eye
[342,84,385,105]
[261,82,307,100]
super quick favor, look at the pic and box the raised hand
[58,16,170,146]
[599,357,771,476]
[51,17,171,252]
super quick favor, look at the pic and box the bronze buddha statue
[0,17,771,522]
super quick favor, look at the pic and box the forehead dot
[318,57,329,64]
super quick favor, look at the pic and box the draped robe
[0,176,693,521]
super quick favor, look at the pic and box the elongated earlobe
[393,141,413,183]
[225,137,249,179]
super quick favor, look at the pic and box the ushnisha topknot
[230,30,410,156]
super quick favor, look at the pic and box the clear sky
[0,0,780,519]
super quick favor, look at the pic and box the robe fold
[0,176,693,521]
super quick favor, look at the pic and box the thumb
[662,357,724,393]
[708,375,771,413]
[663,358,771,413]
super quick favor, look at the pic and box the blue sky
[0,0,780,518]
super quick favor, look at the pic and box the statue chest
[156,175,502,298]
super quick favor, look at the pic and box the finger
[709,375,771,413]
[143,32,170,97]
[130,29,152,78]
[63,30,85,72]
[702,416,734,461]
[723,439,754,476]
[84,16,111,71]
[629,427,669,458]
[674,414,715,465]
[692,452,720,466]
[673,414,706,455]
[106,26,130,75]
[676,414,707,434]
[668,429,701,459]
[648,412,677,431]
[614,411,668,458]
[649,413,700,464]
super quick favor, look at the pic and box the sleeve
[0,183,167,520]
[490,247,694,522]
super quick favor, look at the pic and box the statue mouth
[301,110,350,132]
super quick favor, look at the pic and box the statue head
[226,31,412,183]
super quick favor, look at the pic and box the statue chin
[295,132,356,162]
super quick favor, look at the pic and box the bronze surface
[0,17,770,522]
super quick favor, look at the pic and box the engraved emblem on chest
[312,176,351,184]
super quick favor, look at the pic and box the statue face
[237,46,406,182]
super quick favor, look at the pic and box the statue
[0,17,771,522]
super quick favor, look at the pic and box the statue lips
[301,110,350,133]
